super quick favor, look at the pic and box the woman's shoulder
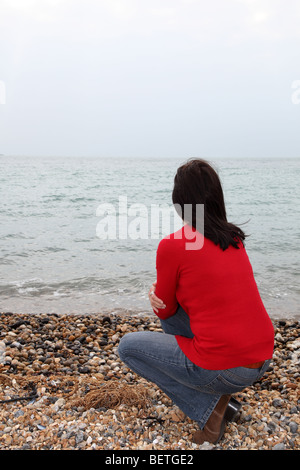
[161,226,186,241]
[157,227,185,251]
[158,225,204,252]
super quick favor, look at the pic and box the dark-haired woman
[118,159,274,445]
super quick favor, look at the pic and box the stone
[272,443,286,450]
[0,314,298,451]
[272,399,283,408]
[288,422,298,434]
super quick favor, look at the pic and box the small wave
[30,246,67,253]
[42,194,66,201]
[1,233,35,240]
[69,197,96,202]
[0,274,150,299]
[17,287,40,295]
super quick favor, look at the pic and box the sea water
[0,155,299,319]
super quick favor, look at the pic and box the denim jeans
[118,306,271,429]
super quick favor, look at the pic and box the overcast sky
[0,0,299,158]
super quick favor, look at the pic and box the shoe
[225,397,242,422]
[193,395,231,445]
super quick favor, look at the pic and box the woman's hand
[148,281,166,313]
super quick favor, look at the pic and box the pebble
[272,443,286,450]
[0,312,299,450]
[289,422,298,434]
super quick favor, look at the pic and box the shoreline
[1,307,300,321]
[0,311,299,450]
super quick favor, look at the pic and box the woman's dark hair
[172,159,246,250]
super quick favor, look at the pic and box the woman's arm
[148,281,166,313]
[151,238,179,319]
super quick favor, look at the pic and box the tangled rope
[0,371,38,404]
[69,380,150,410]
[0,368,150,411]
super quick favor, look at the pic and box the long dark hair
[172,159,246,250]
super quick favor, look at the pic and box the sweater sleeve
[153,237,179,320]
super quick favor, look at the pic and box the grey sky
[0,0,299,158]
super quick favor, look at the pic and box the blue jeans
[118,306,271,429]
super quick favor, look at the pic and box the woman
[118,159,274,445]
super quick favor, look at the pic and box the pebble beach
[0,311,299,451]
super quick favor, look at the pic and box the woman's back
[155,225,275,370]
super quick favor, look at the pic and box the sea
[0,155,299,320]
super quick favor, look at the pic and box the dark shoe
[193,395,231,445]
[225,397,242,422]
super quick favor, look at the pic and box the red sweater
[154,225,274,370]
